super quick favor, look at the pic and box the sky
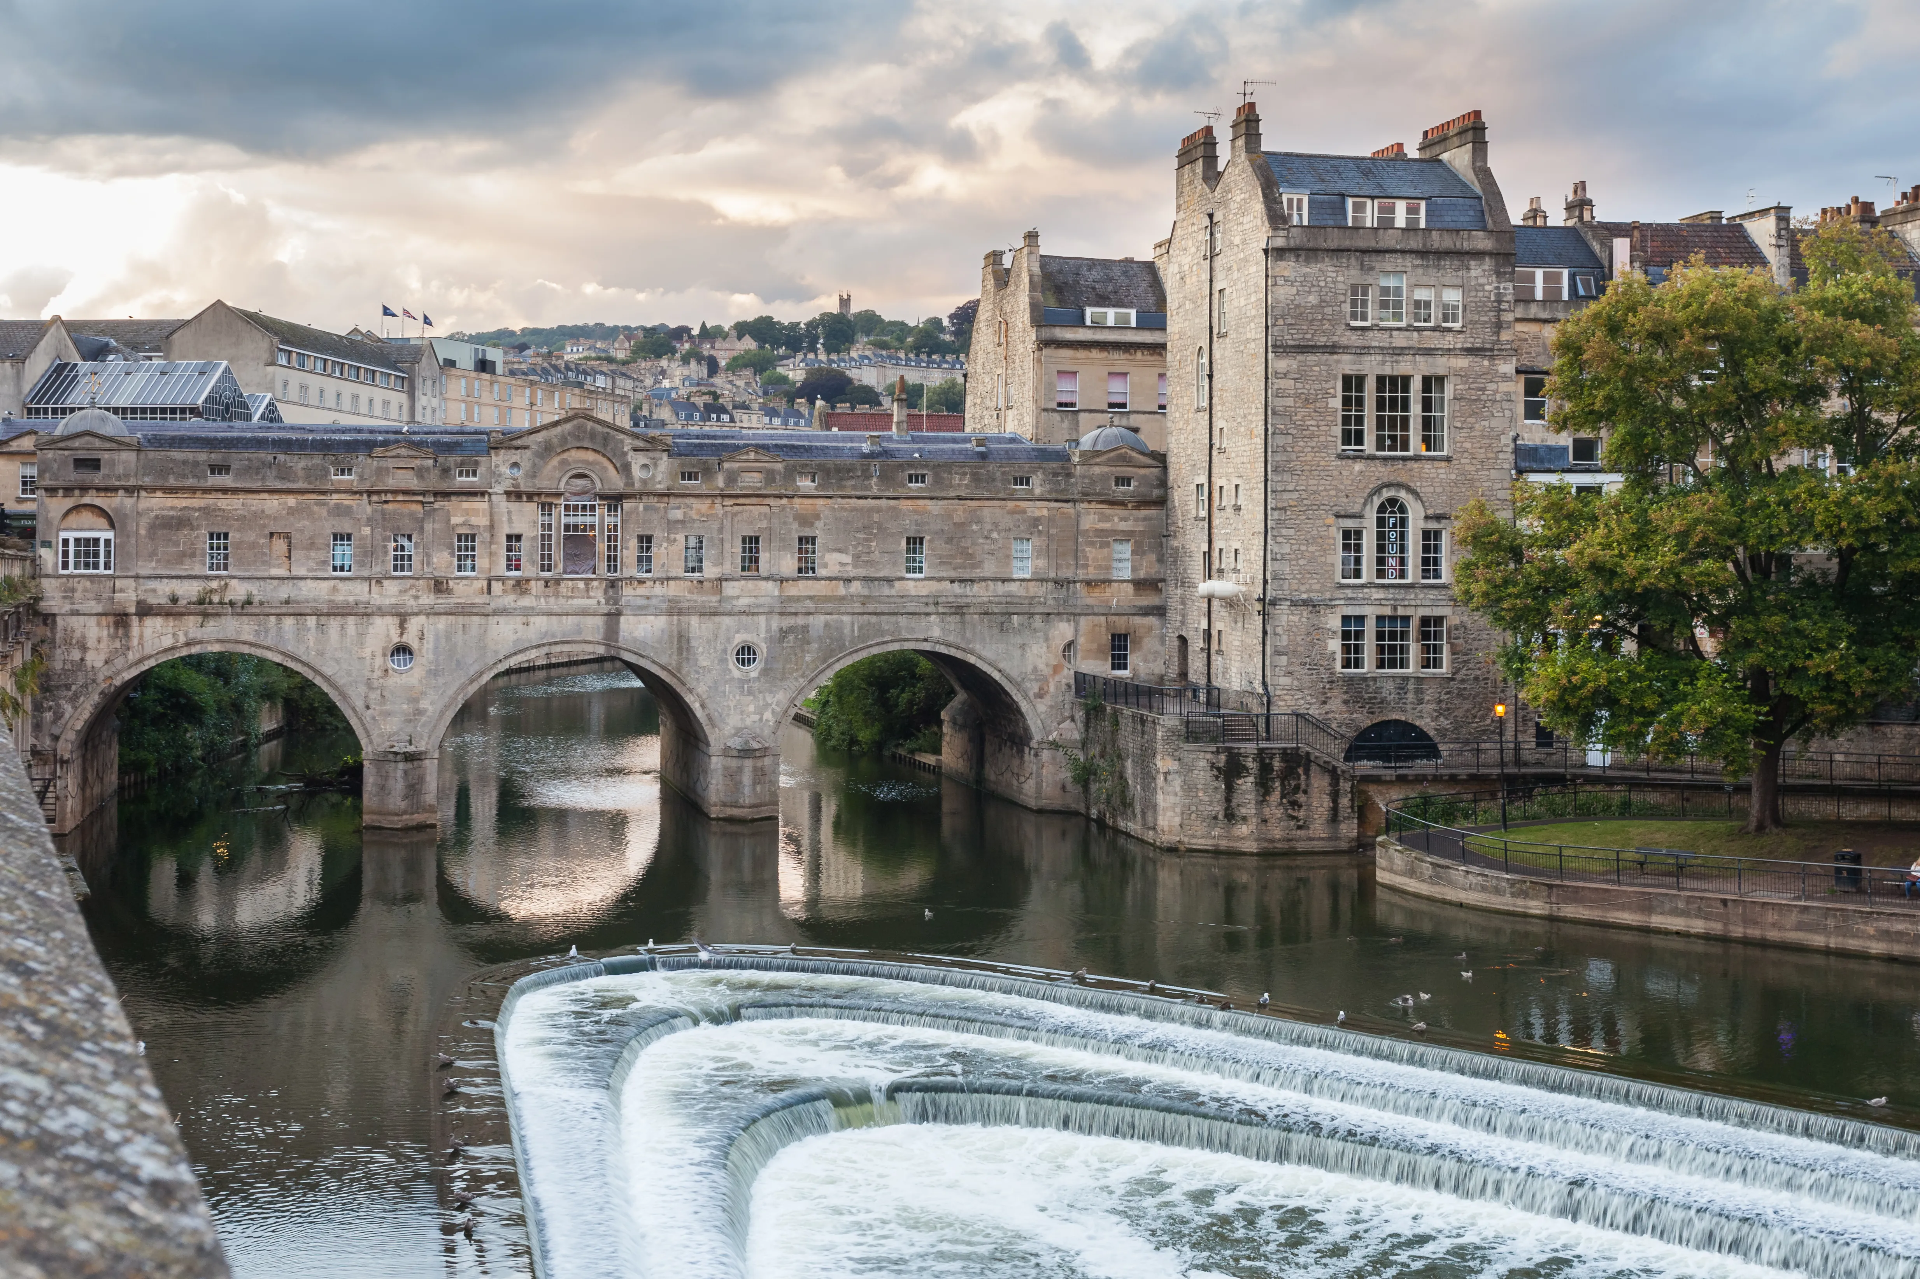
[0,0,1915,337]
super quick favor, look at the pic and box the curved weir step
[496,948,1920,1279]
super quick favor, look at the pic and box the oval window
[389,643,415,672]
[507,462,522,477]
[732,643,760,671]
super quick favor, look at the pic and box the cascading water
[497,949,1920,1279]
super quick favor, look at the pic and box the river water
[71,662,1920,1278]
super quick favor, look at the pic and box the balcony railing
[1073,672,1221,714]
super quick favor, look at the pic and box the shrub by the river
[119,654,351,776]
[808,652,949,755]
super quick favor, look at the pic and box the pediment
[628,433,673,453]
[371,442,436,459]
[499,410,629,444]
[720,446,785,463]
[39,430,139,450]
[1074,445,1162,467]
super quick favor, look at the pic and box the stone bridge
[29,413,1167,833]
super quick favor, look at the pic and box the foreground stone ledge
[1376,835,1920,961]
[0,733,226,1278]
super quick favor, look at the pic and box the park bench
[1630,847,1698,874]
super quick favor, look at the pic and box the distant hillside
[450,321,666,348]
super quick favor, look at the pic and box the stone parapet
[0,730,227,1276]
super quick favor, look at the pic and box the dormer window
[1085,308,1135,327]
[1282,194,1308,225]
[1514,269,1567,302]
[1349,198,1424,228]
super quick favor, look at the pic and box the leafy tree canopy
[810,652,951,754]
[120,654,351,778]
[725,348,781,374]
[1456,225,1920,830]
[902,378,965,412]
[796,368,853,404]
[844,383,882,407]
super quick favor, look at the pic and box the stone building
[1156,104,1517,759]
[0,319,80,420]
[966,230,1169,450]
[165,300,423,427]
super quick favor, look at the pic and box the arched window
[1195,347,1208,409]
[1374,497,1409,580]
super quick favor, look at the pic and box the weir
[496,949,1920,1279]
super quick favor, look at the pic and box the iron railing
[1181,711,1347,759]
[1385,781,1920,905]
[1073,672,1221,714]
[1354,737,1920,786]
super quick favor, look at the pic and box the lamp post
[1494,702,1509,831]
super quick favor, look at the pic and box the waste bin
[1834,848,1863,891]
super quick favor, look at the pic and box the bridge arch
[47,637,375,835]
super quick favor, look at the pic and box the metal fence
[1355,737,1920,786]
[1385,782,1920,905]
[1073,672,1221,715]
[1181,711,1347,760]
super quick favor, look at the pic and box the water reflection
[71,661,1920,1279]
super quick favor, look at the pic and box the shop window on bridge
[59,529,113,573]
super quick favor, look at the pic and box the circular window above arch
[732,643,760,672]
[507,462,522,477]
[389,643,415,672]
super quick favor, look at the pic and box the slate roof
[0,419,39,443]
[1263,152,1483,200]
[1514,227,1606,270]
[661,427,1070,463]
[1593,222,1769,271]
[125,425,494,454]
[0,321,55,361]
[234,309,406,374]
[1038,256,1166,312]
[64,319,186,354]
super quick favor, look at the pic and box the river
[70,661,1920,1277]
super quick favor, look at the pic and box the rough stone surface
[0,731,227,1277]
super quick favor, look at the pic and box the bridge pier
[362,750,440,829]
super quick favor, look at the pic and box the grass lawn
[1476,819,1920,868]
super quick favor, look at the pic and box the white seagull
[1257,992,1270,1010]
[924,908,934,920]
[1460,971,1473,980]
[1336,1011,1347,1024]
[1869,1096,1890,1107]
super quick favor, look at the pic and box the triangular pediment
[1074,445,1162,467]
[499,410,628,444]
[39,430,139,450]
[720,446,785,463]
[628,433,673,452]
[371,442,436,458]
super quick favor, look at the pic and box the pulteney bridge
[29,410,1167,833]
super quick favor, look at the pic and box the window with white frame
[539,502,555,573]
[1085,308,1135,327]
[1374,199,1423,228]
[603,502,621,575]
[683,534,705,575]
[1217,288,1228,333]
[1340,616,1367,670]
[1113,475,1133,490]
[206,531,229,573]
[332,465,354,479]
[390,532,414,575]
[1108,632,1130,674]
[1107,372,1129,411]
[1420,616,1447,671]
[17,464,35,498]
[1348,283,1372,325]
[634,533,653,576]
[1571,437,1600,464]
[331,532,353,574]
[1440,286,1463,327]
[1194,482,1205,518]
[1012,537,1032,579]
[505,532,524,575]
[1282,193,1308,225]
[1339,527,1364,581]
[1513,268,1566,302]
[1111,539,1132,580]
[1195,348,1208,407]
[680,468,700,483]
[1374,375,1412,453]
[1375,498,1410,579]
[59,530,113,574]
[1348,197,1372,227]
[1055,371,1079,410]
[1411,286,1435,326]
[904,535,926,577]
[456,464,478,481]
[906,472,928,487]
[739,534,761,574]
[1523,375,1549,422]
[1377,273,1406,325]
[1012,475,1032,489]
[1420,375,1448,453]
[1340,374,1367,450]
[796,534,817,576]
[455,532,477,575]
[1421,528,1446,581]
[1375,616,1411,670]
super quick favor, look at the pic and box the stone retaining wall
[1375,835,1920,962]
[0,730,227,1276]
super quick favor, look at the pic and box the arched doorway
[1344,719,1440,766]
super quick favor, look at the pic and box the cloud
[0,0,1909,334]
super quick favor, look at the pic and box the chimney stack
[1521,196,1549,227]
[1370,142,1406,159]
[1563,180,1594,224]
[892,374,909,437]
[1230,101,1261,156]
[1176,124,1219,187]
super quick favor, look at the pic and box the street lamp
[1494,702,1509,831]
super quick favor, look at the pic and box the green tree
[760,369,793,390]
[924,377,965,413]
[725,348,781,375]
[632,332,675,359]
[810,652,951,754]
[948,298,978,351]
[844,384,881,407]
[1456,235,1920,831]
[797,368,853,404]
[118,654,351,777]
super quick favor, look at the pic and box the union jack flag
[402,309,417,320]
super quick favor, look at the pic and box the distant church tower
[836,293,852,315]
